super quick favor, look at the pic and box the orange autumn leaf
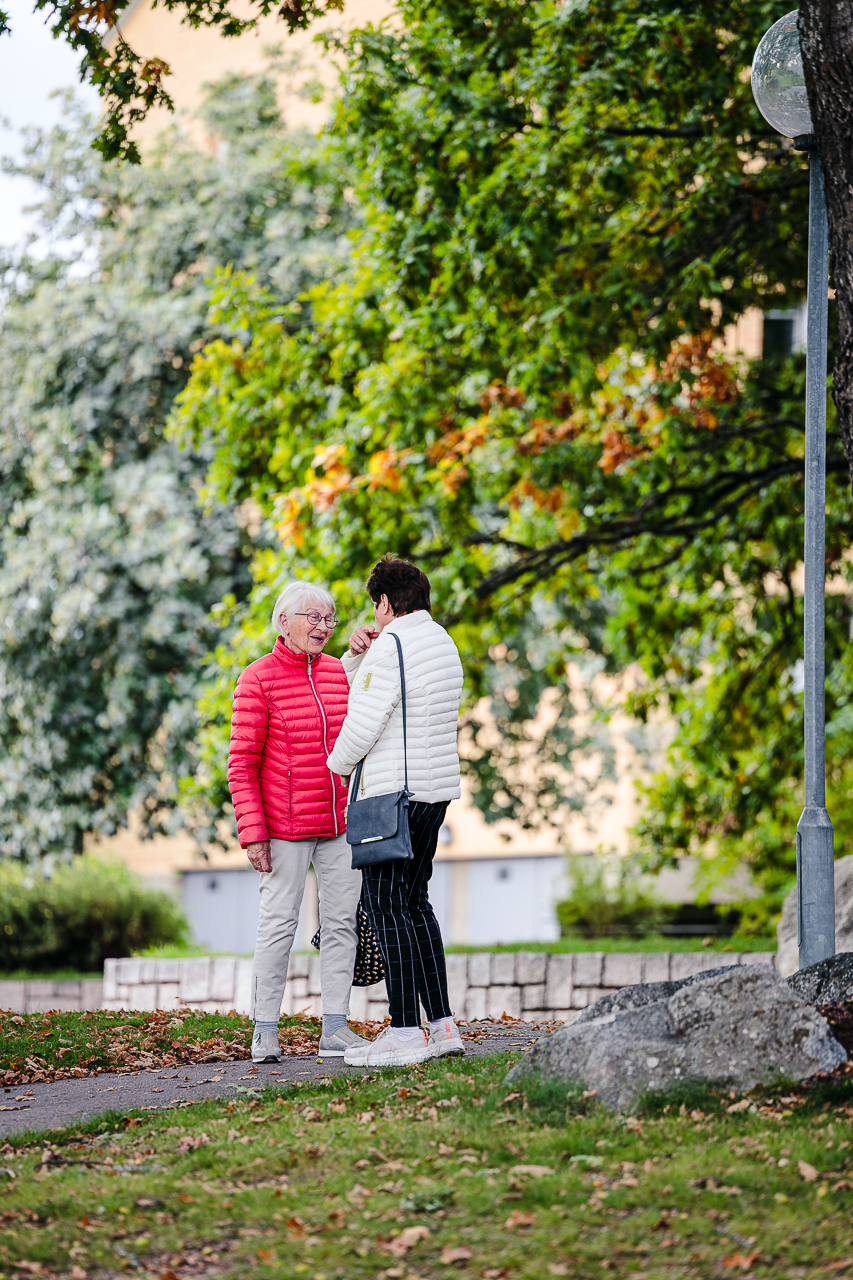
[722,1248,761,1272]
[441,1245,474,1264]
[480,379,526,410]
[661,332,737,425]
[599,429,646,473]
[364,447,412,493]
[384,1225,430,1257]
[504,476,566,512]
[427,420,491,464]
[505,1209,536,1230]
[515,415,582,455]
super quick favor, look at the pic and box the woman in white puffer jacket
[327,555,464,1067]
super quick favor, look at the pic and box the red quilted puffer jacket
[228,639,349,846]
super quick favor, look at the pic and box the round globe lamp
[751,10,813,139]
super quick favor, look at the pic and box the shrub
[0,858,188,973]
[555,856,666,938]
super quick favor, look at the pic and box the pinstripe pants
[360,800,453,1028]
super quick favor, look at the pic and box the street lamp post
[752,12,836,970]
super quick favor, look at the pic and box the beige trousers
[250,833,361,1022]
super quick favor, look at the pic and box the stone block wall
[0,952,778,1017]
[0,978,104,1013]
[97,950,778,1021]
[445,950,778,1021]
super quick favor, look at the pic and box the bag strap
[349,630,409,801]
[391,632,409,795]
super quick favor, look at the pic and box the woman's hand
[245,840,272,872]
[348,624,378,655]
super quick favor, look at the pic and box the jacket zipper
[307,656,339,837]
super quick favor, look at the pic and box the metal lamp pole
[752,12,835,970]
[794,135,835,968]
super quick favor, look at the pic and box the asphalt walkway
[0,1022,547,1137]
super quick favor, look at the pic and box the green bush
[0,858,188,973]
[555,856,666,939]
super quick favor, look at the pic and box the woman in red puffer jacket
[228,581,370,1065]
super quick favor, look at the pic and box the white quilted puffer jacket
[326,610,463,803]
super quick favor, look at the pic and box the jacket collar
[385,610,431,635]
[272,636,320,668]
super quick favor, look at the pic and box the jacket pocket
[288,768,293,819]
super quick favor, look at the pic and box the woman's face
[280,599,336,657]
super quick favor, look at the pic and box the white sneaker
[318,1025,372,1059]
[344,1024,429,1067]
[427,1017,465,1059]
[251,1028,283,1063]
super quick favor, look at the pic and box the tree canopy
[0,71,356,858]
[171,0,853,921]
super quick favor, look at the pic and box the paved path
[0,1023,547,1138]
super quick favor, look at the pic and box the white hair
[271,581,336,637]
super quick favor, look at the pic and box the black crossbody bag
[345,632,413,870]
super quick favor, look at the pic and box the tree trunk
[799,1,853,485]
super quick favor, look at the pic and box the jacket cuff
[240,826,270,848]
[341,649,365,685]
[327,747,353,777]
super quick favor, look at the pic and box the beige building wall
[106,0,390,143]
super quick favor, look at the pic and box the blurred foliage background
[0,857,187,971]
[0,66,356,859]
[1,0,851,935]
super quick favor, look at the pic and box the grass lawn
[0,1010,327,1087]
[0,1044,851,1279]
[132,937,778,963]
[445,936,777,955]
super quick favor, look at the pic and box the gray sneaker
[251,1028,283,1063]
[427,1017,465,1059]
[318,1025,372,1059]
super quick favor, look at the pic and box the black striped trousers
[360,800,452,1028]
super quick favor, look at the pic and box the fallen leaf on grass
[548,1268,569,1277]
[440,1245,473,1264]
[826,1261,853,1272]
[346,1184,372,1207]
[70,1269,87,1280]
[722,1248,761,1272]
[798,1160,818,1182]
[500,1092,523,1106]
[177,1134,209,1154]
[505,1210,536,1230]
[833,1179,853,1191]
[483,1271,508,1279]
[727,1099,751,1113]
[383,1225,430,1257]
[510,1164,554,1178]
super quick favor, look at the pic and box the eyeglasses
[295,611,337,630]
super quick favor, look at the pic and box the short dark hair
[366,554,431,616]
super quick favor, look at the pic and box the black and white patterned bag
[311,898,386,987]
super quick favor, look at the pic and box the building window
[763,303,807,357]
